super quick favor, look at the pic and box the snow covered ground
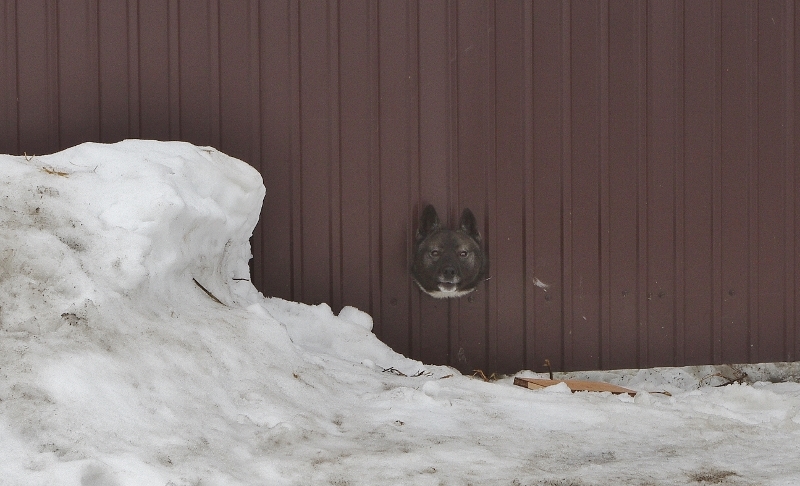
[1,140,799,485]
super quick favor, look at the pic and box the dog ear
[416,205,441,242]
[459,208,481,242]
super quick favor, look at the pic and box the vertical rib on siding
[756,0,790,362]
[416,0,452,366]
[0,0,18,154]
[645,0,679,368]
[377,0,418,356]
[683,0,717,365]
[494,0,526,373]
[339,0,379,321]
[97,1,132,143]
[455,1,493,373]
[258,0,295,302]
[15,0,59,154]
[607,0,645,370]
[791,0,799,362]
[530,0,567,372]
[569,1,602,371]
[57,0,100,148]
[720,2,755,364]
[521,0,535,372]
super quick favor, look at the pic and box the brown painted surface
[1,1,797,373]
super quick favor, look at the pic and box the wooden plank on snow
[513,377,636,396]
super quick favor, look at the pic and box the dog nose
[441,266,456,279]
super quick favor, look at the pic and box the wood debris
[514,377,636,396]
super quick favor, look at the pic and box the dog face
[411,205,488,298]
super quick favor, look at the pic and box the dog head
[411,205,488,298]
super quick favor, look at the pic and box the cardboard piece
[513,377,636,396]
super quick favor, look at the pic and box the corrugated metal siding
[1,1,797,374]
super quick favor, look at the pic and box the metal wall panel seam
[522,0,535,371]
[492,0,527,372]
[376,0,416,355]
[370,0,383,338]
[405,0,419,358]
[599,0,611,370]
[784,0,796,360]
[747,2,759,363]
[281,0,297,298]
[128,0,140,139]
[249,0,261,169]
[415,0,450,365]
[98,0,130,142]
[488,0,496,373]
[484,0,495,371]
[790,0,799,360]
[530,0,566,372]
[673,0,685,367]
[1,0,19,153]
[209,0,220,148]
[290,0,303,303]
[636,0,648,368]
[712,0,723,364]
[447,0,460,370]
[168,0,179,140]
[645,0,678,368]
[258,0,279,296]
[39,0,59,153]
[247,0,263,292]
[56,0,101,147]
[560,0,573,371]
[410,0,422,361]
[328,0,341,312]
[454,0,490,371]
[368,0,381,340]
[720,2,752,363]
[754,0,788,362]
[50,0,59,151]
[607,0,640,369]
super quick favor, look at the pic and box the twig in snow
[472,370,499,382]
[716,370,748,387]
[41,166,69,177]
[381,367,430,378]
[382,367,407,376]
[543,359,554,380]
[699,367,749,388]
[193,278,226,306]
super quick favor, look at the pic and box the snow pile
[1,141,800,485]
[0,141,264,333]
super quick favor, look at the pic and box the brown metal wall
[1,1,798,374]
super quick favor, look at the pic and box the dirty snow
[1,140,799,485]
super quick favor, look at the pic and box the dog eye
[458,250,469,258]
[430,250,440,257]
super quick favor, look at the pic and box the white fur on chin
[428,286,475,299]
[427,289,474,299]
[412,279,475,299]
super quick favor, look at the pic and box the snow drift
[0,140,264,330]
[0,141,423,485]
[1,140,799,485]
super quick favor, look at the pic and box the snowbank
[1,141,799,485]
